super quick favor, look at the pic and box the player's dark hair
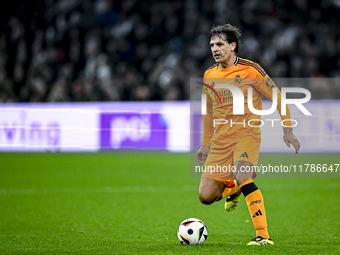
[209,24,241,54]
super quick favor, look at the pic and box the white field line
[1,181,338,195]
[0,185,197,195]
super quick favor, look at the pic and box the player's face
[210,35,236,65]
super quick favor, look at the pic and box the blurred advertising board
[99,102,190,151]
[0,102,190,152]
[0,101,339,152]
[0,103,99,151]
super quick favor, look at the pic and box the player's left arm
[283,128,300,154]
[252,64,300,153]
[271,82,300,153]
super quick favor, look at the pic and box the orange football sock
[240,180,269,239]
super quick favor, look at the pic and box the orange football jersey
[202,57,292,147]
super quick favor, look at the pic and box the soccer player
[196,24,300,245]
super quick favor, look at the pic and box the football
[177,218,208,245]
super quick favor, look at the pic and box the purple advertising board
[100,112,167,150]
[97,101,190,151]
[0,101,190,151]
[0,101,339,152]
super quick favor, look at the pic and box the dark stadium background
[1,1,340,254]
[1,0,340,103]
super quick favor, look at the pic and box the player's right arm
[197,145,210,165]
[202,90,214,147]
[197,75,214,164]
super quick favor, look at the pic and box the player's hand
[283,128,300,154]
[197,145,210,165]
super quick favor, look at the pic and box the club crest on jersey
[234,74,241,84]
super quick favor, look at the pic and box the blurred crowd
[0,0,340,103]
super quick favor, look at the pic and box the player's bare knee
[198,192,215,205]
[198,179,225,205]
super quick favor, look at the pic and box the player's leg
[234,160,273,244]
[233,136,274,245]
[199,144,237,205]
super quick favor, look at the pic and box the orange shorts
[201,135,260,182]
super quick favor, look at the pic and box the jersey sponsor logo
[201,84,312,116]
[252,209,263,218]
[250,200,261,205]
[240,152,249,158]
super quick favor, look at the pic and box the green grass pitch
[0,152,339,254]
